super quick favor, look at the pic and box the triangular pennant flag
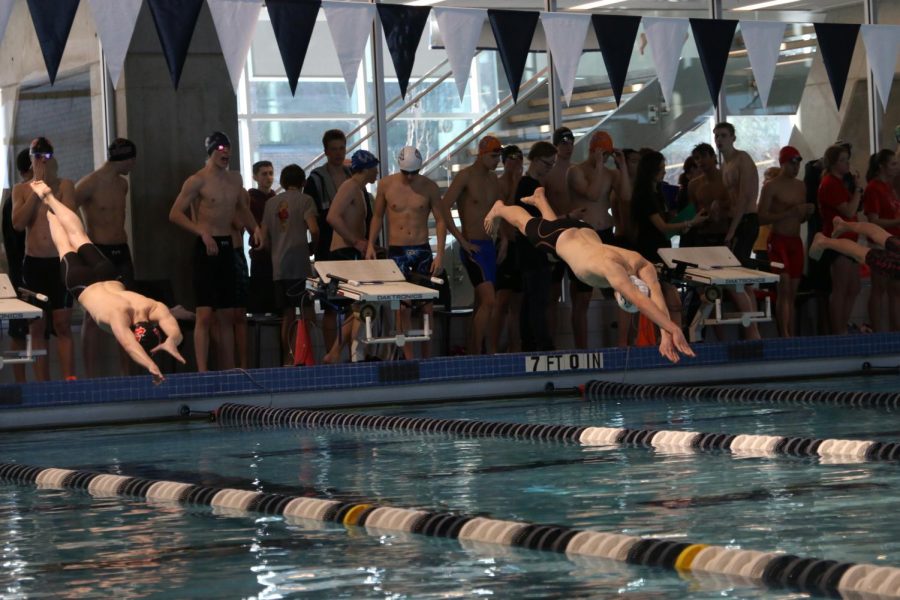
[739,21,786,109]
[433,7,486,102]
[87,0,143,89]
[208,0,264,94]
[377,4,431,99]
[591,14,641,106]
[147,0,205,88]
[0,0,16,49]
[642,17,690,108]
[690,18,737,108]
[266,0,321,96]
[488,9,539,103]
[813,22,860,109]
[861,24,900,113]
[322,1,375,95]
[540,12,590,106]
[25,0,80,84]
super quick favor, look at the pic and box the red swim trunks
[767,233,804,279]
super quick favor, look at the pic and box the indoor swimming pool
[1,374,898,598]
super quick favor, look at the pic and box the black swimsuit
[524,217,593,260]
[61,243,119,300]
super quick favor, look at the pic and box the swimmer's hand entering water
[658,329,695,364]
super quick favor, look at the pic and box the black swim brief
[193,236,238,309]
[22,255,73,310]
[524,217,592,260]
[60,243,119,300]
[93,243,135,289]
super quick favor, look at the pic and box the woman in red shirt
[817,144,863,335]
[863,149,900,331]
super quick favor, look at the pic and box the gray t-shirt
[262,190,318,281]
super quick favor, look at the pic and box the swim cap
[205,131,231,156]
[30,137,54,156]
[552,127,574,146]
[397,146,423,171]
[478,136,502,155]
[589,131,614,154]
[108,138,137,162]
[501,144,523,162]
[778,146,802,165]
[615,275,650,313]
[350,149,379,173]
[131,321,165,353]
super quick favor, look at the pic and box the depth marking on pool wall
[1,463,898,598]
[527,352,603,372]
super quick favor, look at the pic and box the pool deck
[2,332,899,431]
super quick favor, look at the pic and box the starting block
[306,259,440,349]
[658,247,780,342]
[0,273,47,368]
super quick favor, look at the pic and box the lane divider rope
[2,463,898,598]
[214,403,900,462]
[583,380,900,409]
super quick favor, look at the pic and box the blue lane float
[214,403,900,462]
[1,462,898,598]
[582,379,900,409]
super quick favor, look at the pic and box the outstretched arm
[148,302,187,365]
[109,314,165,383]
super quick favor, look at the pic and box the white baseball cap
[398,146,423,171]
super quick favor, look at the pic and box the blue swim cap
[350,149,379,173]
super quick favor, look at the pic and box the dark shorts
[496,241,521,293]
[461,239,497,287]
[275,279,307,310]
[60,243,119,300]
[234,248,250,308]
[733,213,760,266]
[93,243,134,289]
[193,236,238,310]
[22,255,72,310]
[389,243,433,278]
[866,237,900,280]
[330,247,362,261]
[524,217,592,258]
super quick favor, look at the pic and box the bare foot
[483,200,505,236]
[832,216,850,238]
[521,187,545,207]
[809,233,828,261]
[322,349,340,364]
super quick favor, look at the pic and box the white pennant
[861,24,900,113]
[87,0,143,89]
[540,12,590,106]
[739,21,786,109]
[433,7,485,102]
[208,0,263,94]
[323,1,375,95]
[642,17,689,109]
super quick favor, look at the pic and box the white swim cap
[615,275,650,313]
[398,146,423,172]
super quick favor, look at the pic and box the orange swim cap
[589,131,614,154]
[478,136,502,155]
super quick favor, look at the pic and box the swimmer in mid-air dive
[31,180,186,383]
[484,187,695,363]
[810,216,900,280]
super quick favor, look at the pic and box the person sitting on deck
[810,216,900,282]
[483,187,695,363]
[30,180,185,383]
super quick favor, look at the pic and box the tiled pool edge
[2,332,898,412]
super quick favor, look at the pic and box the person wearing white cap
[366,145,446,359]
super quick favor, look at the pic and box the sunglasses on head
[215,144,229,152]
[31,152,52,160]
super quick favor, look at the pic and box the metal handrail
[302,55,461,172]
[420,66,550,176]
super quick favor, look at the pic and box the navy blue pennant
[690,18,738,108]
[377,4,431,99]
[488,10,539,103]
[266,0,322,96]
[814,22,860,109]
[26,0,80,84]
[591,14,641,106]
[147,0,204,88]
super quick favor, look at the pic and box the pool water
[2,375,899,598]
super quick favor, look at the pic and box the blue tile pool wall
[2,333,899,411]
